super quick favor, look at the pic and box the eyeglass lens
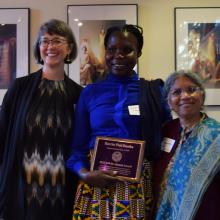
[171,86,200,97]
[40,38,67,47]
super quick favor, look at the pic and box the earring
[65,54,71,64]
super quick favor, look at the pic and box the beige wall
[1,0,220,119]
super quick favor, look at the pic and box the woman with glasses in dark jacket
[0,19,82,220]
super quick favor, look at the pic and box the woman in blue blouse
[67,24,171,219]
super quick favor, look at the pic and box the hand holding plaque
[90,136,145,182]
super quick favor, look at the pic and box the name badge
[128,105,140,115]
[161,137,175,153]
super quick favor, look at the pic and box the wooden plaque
[90,136,145,182]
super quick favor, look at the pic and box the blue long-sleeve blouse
[67,72,142,173]
[67,72,165,173]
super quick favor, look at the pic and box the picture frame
[175,7,220,106]
[0,8,30,105]
[67,4,138,86]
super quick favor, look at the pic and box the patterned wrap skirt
[72,160,153,219]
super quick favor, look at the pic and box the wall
[1,0,220,120]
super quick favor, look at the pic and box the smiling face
[39,33,71,68]
[105,31,141,76]
[168,76,204,119]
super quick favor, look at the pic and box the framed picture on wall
[175,7,220,105]
[67,4,137,86]
[0,8,30,105]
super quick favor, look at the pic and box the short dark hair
[33,19,77,64]
[164,70,206,103]
[104,24,143,55]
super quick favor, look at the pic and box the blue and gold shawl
[156,117,220,220]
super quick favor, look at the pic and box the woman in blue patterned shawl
[153,70,220,220]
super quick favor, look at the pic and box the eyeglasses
[170,86,202,97]
[39,38,67,47]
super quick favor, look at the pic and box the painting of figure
[187,23,220,88]
[0,24,16,89]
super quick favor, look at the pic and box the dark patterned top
[23,78,72,220]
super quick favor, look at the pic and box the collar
[107,71,139,82]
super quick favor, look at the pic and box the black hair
[104,24,143,55]
[33,19,77,64]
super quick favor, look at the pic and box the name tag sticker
[128,105,140,115]
[161,137,175,153]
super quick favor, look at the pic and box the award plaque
[90,136,145,182]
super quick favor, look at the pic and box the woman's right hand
[78,168,122,188]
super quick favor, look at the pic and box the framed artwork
[175,7,220,105]
[67,4,137,86]
[0,8,30,104]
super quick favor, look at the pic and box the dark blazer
[0,69,82,219]
[139,78,171,161]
